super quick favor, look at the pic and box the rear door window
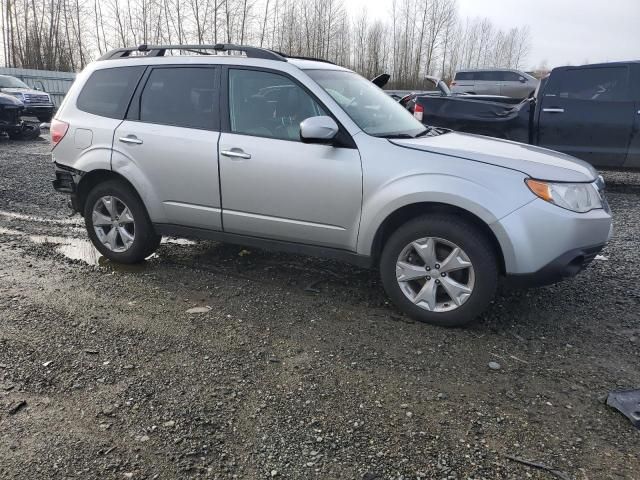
[138,67,217,129]
[76,66,145,119]
[477,71,502,81]
[545,67,630,102]
[502,71,523,82]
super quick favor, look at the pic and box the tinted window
[545,67,629,101]
[502,71,524,82]
[455,72,473,81]
[229,69,326,141]
[476,71,502,81]
[77,67,144,119]
[140,67,217,129]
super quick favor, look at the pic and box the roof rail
[98,44,286,62]
[270,51,336,65]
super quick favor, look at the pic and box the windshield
[0,75,30,89]
[306,69,427,138]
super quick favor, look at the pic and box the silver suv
[451,69,539,98]
[51,44,612,327]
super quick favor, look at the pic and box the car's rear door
[624,63,640,168]
[536,65,635,168]
[113,65,223,229]
[500,71,526,98]
[218,67,362,250]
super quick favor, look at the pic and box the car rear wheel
[380,215,498,327]
[84,180,161,264]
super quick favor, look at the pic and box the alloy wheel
[91,196,136,253]
[395,237,475,312]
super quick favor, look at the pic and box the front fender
[357,172,533,256]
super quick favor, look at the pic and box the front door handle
[221,148,251,160]
[542,108,565,113]
[119,135,143,145]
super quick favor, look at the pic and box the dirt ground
[0,136,638,480]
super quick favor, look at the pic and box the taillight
[50,119,69,148]
[414,103,424,122]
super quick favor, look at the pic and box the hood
[1,87,45,95]
[0,92,24,107]
[391,131,597,182]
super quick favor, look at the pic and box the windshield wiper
[414,127,433,137]
[374,133,415,139]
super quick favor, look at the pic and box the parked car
[451,69,538,98]
[412,61,640,170]
[0,74,55,122]
[0,92,41,140]
[51,44,612,327]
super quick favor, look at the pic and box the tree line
[0,0,531,87]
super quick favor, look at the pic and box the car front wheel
[380,215,498,327]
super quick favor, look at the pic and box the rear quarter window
[76,67,145,119]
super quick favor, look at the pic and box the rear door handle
[221,148,251,160]
[119,135,143,145]
[542,108,565,113]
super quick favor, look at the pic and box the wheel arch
[368,202,506,274]
[77,170,143,216]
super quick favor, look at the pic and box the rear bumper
[505,243,605,288]
[52,162,83,211]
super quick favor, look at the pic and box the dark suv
[0,74,55,122]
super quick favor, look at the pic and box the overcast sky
[345,0,640,69]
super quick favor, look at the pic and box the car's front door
[536,65,635,168]
[113,66,222,230]
[218,68,362,250]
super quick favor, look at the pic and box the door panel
[219,67,362,250]
[219,133,361,249]
[113,66,222,229]
[537,66,634,168]
[114,122,222,229]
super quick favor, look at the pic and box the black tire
[379,214,498,327]
[84,180,161,264]
[8,124,40,140]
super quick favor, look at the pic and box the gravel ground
[0,136,638,480]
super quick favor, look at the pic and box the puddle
[0,210,80,225]
[0,225,196,267]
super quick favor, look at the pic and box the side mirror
[300,116,339,144]
[371,73,390,88]
[519,77,526,83]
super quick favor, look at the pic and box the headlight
[525,179,603,213]
[9,92,23,99]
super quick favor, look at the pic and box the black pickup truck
[412,61,640,170]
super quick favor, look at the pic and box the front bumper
[23,105,54,118]
[505,242,605,288]
[491,197,612,286]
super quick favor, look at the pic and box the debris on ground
[504,454,572,480]
[8,400,27,415]
[606,389,640,429]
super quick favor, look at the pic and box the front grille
[23,93,51,105]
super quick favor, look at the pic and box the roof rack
[98,44,286,62]
[270,51,336,65]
